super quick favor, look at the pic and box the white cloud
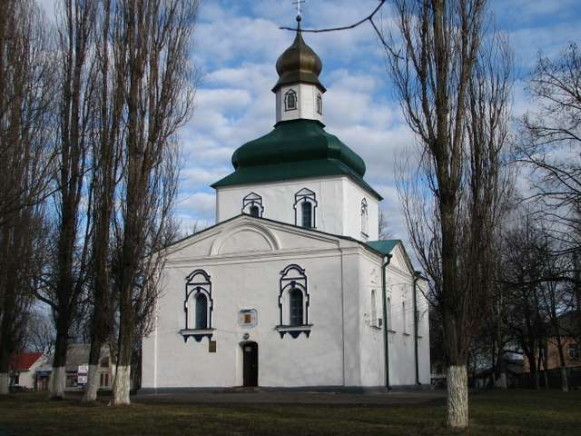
[29,0,576,262]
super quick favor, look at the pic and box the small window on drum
[316,94,322,115]
[301,202,312,228]
[294,188,317,229]
[285,89,298,111]
[242,192,264,217]
[361,198,368,237]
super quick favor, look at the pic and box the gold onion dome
[273,17,326,92]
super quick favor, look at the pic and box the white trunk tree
[388,0,512,427]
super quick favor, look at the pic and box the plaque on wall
[238,309,258,328]
[209,340,217,353]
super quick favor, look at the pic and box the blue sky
[39,0,581,239]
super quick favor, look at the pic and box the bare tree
[0,0,54,395]
[378,208,393,240]
[24,309,56,356]
[82,0,124,403]
[502,212,557,390]
[518,44,581,252]
[110,0,198,405]
[36,0,97,399]
[388,0,512,427]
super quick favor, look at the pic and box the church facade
[141,21,430,391]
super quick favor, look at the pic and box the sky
[39,0,581,241]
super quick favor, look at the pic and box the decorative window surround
[284,89,298,111]
[275,324,313,338]
[242,192,264,217]
[294,188,317,229]
[182,269,214,343]
[179,328,215,343]
[277,264,311,338]
[361,198,368,239]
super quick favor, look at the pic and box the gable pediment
[165,215,344,263]
[388,243,416,276]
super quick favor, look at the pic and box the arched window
[277,264,311,338]
[301,202,312,228]
[289,288,304,326]
[195,294,208,329]
[403,301,408,334]
[371,289,378,327]
[242,192,264,217]
[361,198,368,237]
[316,94,322,115]
[294,188,317,229]
[182,269,214,342]
[284,89,297,111]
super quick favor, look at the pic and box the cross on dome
[292,0,305,19]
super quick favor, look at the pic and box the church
[141,18,430,391]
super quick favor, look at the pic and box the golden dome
[272,19,325,92]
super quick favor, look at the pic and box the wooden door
[242,342,258,387]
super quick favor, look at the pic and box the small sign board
[77,375,88,384]
[209,340,217,353]
[238,309,258,328]
[77,365,88,375]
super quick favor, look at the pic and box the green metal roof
[212,119,382,199]
[366,239,401,255]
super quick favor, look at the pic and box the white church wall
[216,176,379,242]
[356,252,385,387]
[216,177,343,234]
[142,218,360,389]
[417,281,432,384]
[142,217,429,390]
[341,179,379,241]
[385,265,416,386]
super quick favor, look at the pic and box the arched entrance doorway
[241,342,258,387]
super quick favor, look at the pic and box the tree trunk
[82,340,103,402]
[83,364,100,402]
[0,373,8,394]
[112,364,131,406]
[49,366,66,400]
[447,365,469,428]
[50,320,68,399]
[534,370,540,389]
[496,350,507,389]
[560,366,569,392]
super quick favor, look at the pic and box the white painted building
[142,20,430,391]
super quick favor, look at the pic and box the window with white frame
[316,93,323,115]
[294,188,317,228]
[242,192,264,217]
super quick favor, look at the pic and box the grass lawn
[0,389,580,435]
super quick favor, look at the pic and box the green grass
[0,390,580,435]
